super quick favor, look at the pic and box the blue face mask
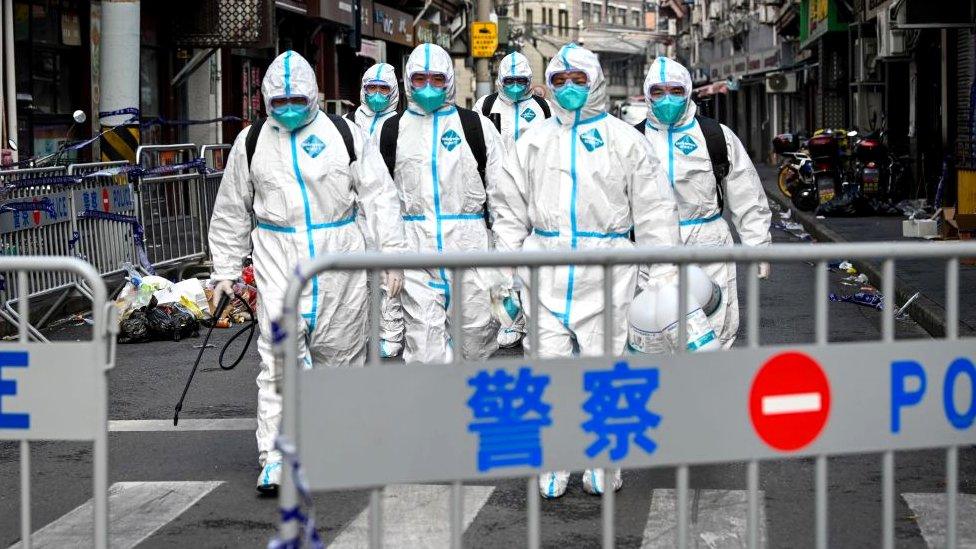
[365,92,392,113]
[502,83,527,101]
[412,84,447,113]
[271,104,311,131]
[651,95,688,126]
[554,82,589,112]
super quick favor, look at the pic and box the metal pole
[18,271,29,547]
[601,265,614,549]
[474,0,492,98]
[746,262,760,549]
[882,259,895,549]
[946,257,959,548]
[4,0,17,161]
[450,270,464,549]
[815,261,828,549]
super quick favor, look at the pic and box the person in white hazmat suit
[208,51,408,494]
[639,57,771,348]
[374,43,513,363]
[474,52,552,348]
[488,44,681,498]
[350,62,406,357]
[474,51,552,142]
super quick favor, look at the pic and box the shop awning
[693,81,729,97]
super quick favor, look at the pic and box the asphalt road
[1,203,973,548]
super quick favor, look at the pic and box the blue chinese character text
[581,361,660,461]
[467,367,552,472]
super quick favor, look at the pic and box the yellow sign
[470,22,498,58]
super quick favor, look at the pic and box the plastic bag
[154,278,210,319]
[829,291,884,311]
[146,304,200,341]
[118,310,150,343]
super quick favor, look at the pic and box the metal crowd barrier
[134,144,207,272]
[0,166,74,341]
[276,241,976,549]
[68,161,137,286]
[0,256,114,549]
[199,144,231,258]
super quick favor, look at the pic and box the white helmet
[628,287,671,354]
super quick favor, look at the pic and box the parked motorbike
[772,132,815,201]
[846,126,911,204]
[803,128,849,210]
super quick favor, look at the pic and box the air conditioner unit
[855,37,879,81]
[758,5,778,24]
[877,6,907,58]
[765,72,797,93]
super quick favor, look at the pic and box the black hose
[218,293,257,371]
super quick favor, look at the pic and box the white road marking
[9,481,222,549]
[642,489,767,548]
[902,492,976,548]
[109,418,256,431]
[761,392,822,415]
[328,484,495,548]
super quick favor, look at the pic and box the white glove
[384,269,404,297]
[211,279,235,313]
[758,262,770,280]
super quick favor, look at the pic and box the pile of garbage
[826,260,919,319]
[114,262,257,344]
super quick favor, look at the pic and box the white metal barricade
[134,144,207,271]
[0,167,77,341]
[67,161,137,281]
[199,144,231,258]
[276,241,976,549]
[0,256,114,549]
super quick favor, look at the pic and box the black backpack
[378,107,490,224]
[480,92,551,120]
[245,113,357,170]
[634,115,731,212]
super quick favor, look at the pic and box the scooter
[847,128,888,199]
[805,129,846,210]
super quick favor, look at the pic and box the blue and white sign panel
[297,340,976,491]
[0,343,101,441]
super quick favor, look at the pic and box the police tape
[268,436,325,549]
[77,210,156,275]
[0,198,57,217]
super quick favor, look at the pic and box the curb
[763,180,960,338]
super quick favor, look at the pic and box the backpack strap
[457,107,487,187]
[633,119,646,134]
[345,111,356,124]
[378,113,402,179]
[695,115,730,212]
[531,95,551,118]
[480,93,498,117]
[245,118,266,170]
[326,113,357,164]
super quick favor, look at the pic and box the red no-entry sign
[749,351,831,451]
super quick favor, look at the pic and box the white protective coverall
[351,62,405,356]
[474,52,551,142]
[376,43,513,363]
[209,51,407,468]
[488,44,681,497]
[352,62,400,136]
[640,57,771,347]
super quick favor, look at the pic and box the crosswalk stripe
[9,481,223,549]
[641,489,767,548]
[109,418,256,431]
[902,492,976,548]
[328,484,495,548]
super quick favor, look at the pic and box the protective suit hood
[643,56,698,128]
[262,50,319,129]
[360,62,399,116]
[404,43,456,114]
[545,44,607,122]
[496,51,533,104]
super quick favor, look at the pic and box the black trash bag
[118,310,150,344]
[146,304,200,342]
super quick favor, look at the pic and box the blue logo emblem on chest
[441,129,462,151]
[674,134,698,155]
[301,135,326,158]
[521,109,536,122]
[579,129,605,152]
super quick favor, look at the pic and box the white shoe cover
[582,468,622,495]
[257,461,282,494]
[380,339,403,358]
[539,471,570,499]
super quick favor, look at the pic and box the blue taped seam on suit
[256,208,358,233]
[667,118,698,189]
[679,212,722,226]
[284,51,319,330]
[563,109,581,329]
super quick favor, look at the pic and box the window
[607,6,615,25]
[526,8,533,32]
[548,8,554,34]
[513,0,519,17]
[632,9,640,27]
[558,9,568,36]
[593,5,601,23]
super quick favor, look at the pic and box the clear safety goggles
[501,76,530,87]
[648,82,687,101]
[363,80,393,95]
[548,70,589,88]
[409,71,448,89]
[269,95,311,109]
